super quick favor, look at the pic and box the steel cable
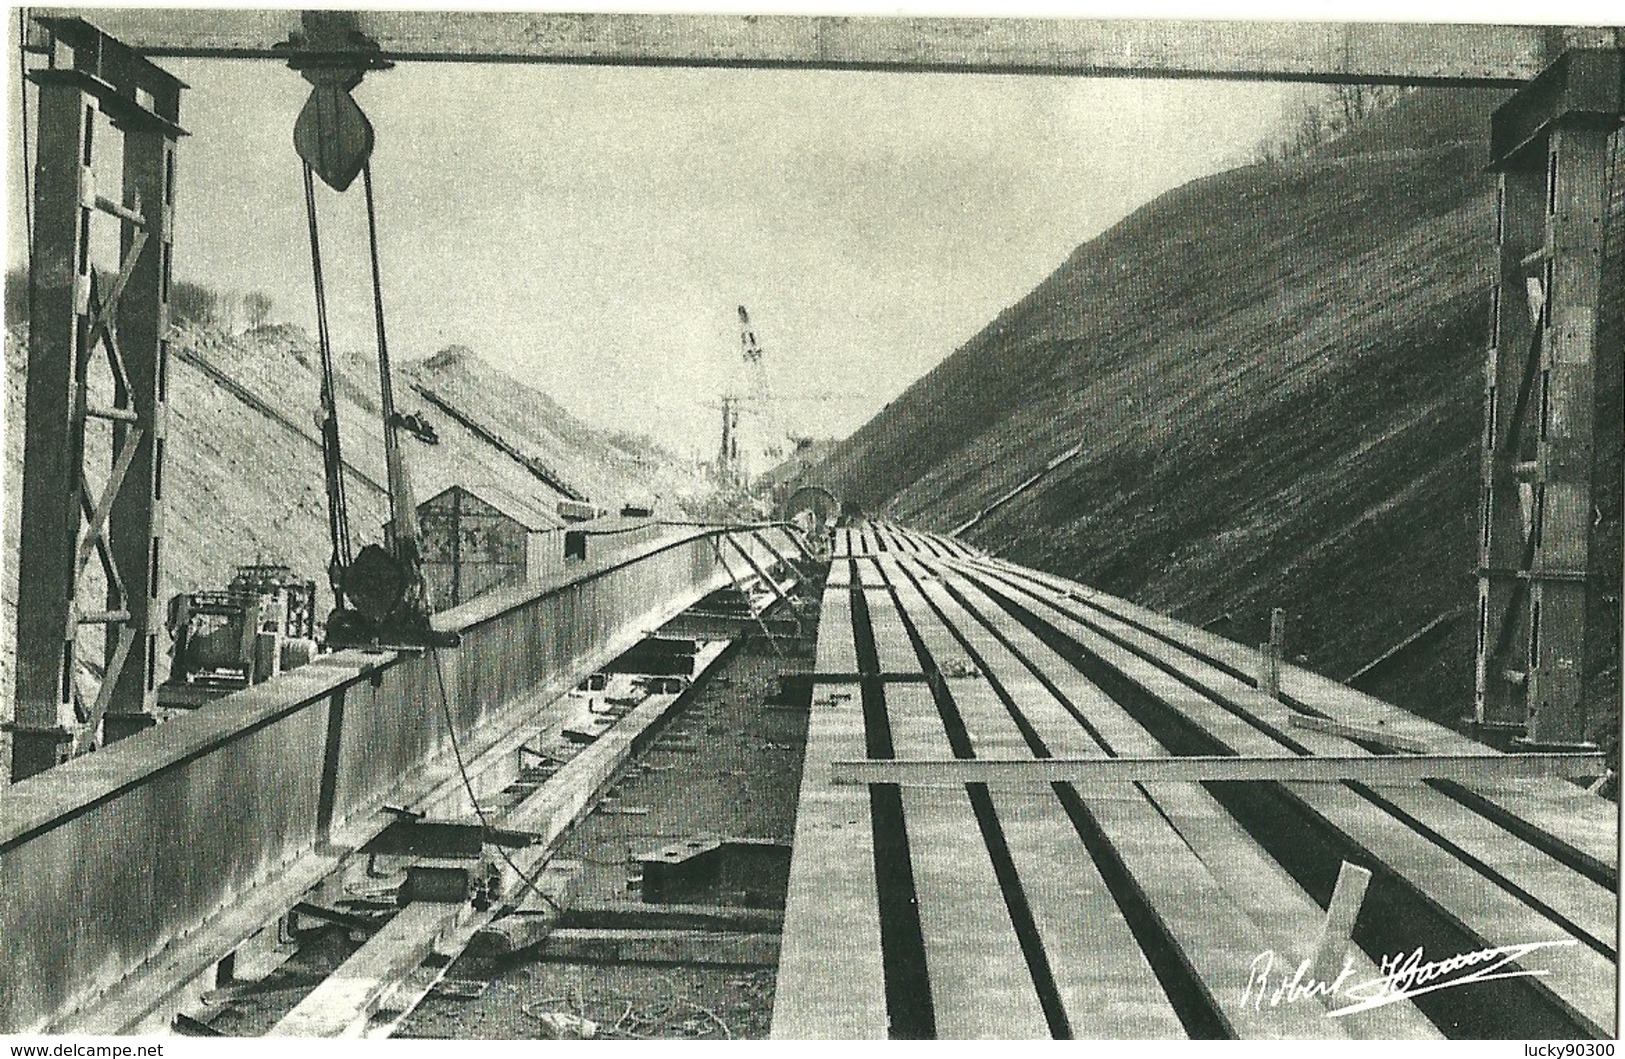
[302,164,354,588]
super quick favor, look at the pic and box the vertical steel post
[1482,49,1622,747]
[1476,160,1545,729]
[8,77,98,780]
[102,89,180,743]
[8,18,186,780]
[1525,120,1614,746]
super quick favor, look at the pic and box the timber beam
[31,10,1625,86]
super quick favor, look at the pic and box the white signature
[1241,939,1578,1017]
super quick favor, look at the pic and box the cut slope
[1,322,718,719]
[811,89,1622,736]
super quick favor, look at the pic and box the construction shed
[414,484,565,608]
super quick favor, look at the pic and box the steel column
[7,18,185,780]
[1476,160,1546,728]
[102,93,179,743]
[1525,121,1614,746]
[1481,49,1623,746]
[8,78,98,780]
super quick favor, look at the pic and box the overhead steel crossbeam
[35,9,1623,85]
[9,17,185,780]
[1476,49,1623,746]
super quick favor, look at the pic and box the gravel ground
[399,637,810,1040]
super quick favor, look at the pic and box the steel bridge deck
[773,523,1617,1040]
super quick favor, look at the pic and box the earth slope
[1,321,718,721]
[811,90,1622,735]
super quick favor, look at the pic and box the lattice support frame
[1478,48,1623,747]
[8,17,184,780]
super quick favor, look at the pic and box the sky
[7,1,1604,461]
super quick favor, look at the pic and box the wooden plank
[969,555,1619,861]
[1083,792,1352,1040]
[854,556,888,587]
[538,928,778,966]
[897,565,1339,1039]
[825,557,853,589]
[862,571,925,677]
[272,903,462,1037]
[971,569,1616,1033]
[772,682,886,1039]
[984,790,1188,1039]
[883,573,1186,1039]
[1453,778,1619,875]
[1287,713,1435,754]
[885,684,1050,1038]
[925,533,972,559]
[1133,780,1437,1040]
[972,556,1618,871]
[813,589,859,676]
[900,564,1347,1039]
[1290,781,1618,1036]
[1010,579,1619,958]
[933,564,1438,1039]
[562,900,784,933]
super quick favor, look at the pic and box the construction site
[1,8,1622,1043]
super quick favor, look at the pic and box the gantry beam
[35,9,1625,85]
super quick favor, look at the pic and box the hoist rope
[361,162,404,541]
[16,9,32,267]
[303,163,354,595]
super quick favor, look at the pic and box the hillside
[1,320,721,713]
[809,89,1623,737]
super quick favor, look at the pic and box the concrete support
[1480,49,1622,746]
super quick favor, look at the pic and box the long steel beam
[830,752,1608,786]
[0,524,796,1034]
[37,9,1624,85]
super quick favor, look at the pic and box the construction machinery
[715,306,865,492]
[159,565,320,707]
[289,15,456,650]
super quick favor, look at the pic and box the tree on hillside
[243,291,273,329]
[1254,84,1408,164]
[1333,84,1403,132]
[169,280,219,326]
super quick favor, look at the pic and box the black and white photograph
[0,1,1621,1043]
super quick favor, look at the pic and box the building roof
[416,482,564,533]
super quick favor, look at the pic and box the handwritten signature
[1241,939,1578,1017]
